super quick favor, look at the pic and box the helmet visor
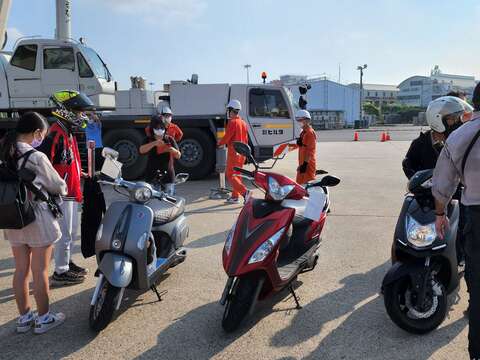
[62,93,96,111]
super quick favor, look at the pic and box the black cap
[150,115,166,129]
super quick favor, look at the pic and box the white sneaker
[225,197,240,204]
[34,312,66,335]
[16,311,36,333]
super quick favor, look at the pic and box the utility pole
[357,64,367,124]
[244,64,251,84]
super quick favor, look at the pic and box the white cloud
[99,0,207,24]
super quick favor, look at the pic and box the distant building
[285,77,360,129]
[348,83,399,107]
[279,74,308,85]
[397,66,476,107]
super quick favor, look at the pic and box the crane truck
[0,0,300,179]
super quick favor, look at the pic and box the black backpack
[0,150,37,229]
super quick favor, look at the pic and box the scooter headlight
[134,187,153,203]
[224,221,237,255]
[268,177,294,201]
[248,227,286,264]
[406,215,437,248]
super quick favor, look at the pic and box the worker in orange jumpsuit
[217,99,250,204]
[289,110,317,184]
[161,106,183,142]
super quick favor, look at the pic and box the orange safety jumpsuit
[218,115,249,199]
[166,122,183,143]
[293,126,317,184]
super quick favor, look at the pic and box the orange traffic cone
[386,131,391,141]
[353,131,359,141]
[380,132,386,142]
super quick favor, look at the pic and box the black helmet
[50,90,95,127]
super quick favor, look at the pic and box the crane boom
[55,0,71,40]
[0,0,12,50]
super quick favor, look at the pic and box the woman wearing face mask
[0,112,68,334]
[288,110,317,184]
[139,115,181,191]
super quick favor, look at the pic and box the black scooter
[382,169,461,334]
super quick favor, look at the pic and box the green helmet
[51,90,96,127]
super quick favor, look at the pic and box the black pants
[464,206,480,359]
[457,203,467,263]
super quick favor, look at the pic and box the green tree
[363,102,380,116]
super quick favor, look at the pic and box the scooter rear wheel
[384,276,447,334]
[89,278,121,332]
[222,274,262,333]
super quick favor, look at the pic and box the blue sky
[5,0,479,89]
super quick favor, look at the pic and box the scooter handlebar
[234,167,254,178]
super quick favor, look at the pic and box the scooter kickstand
[289,285,302,310]
[151,285,167,302]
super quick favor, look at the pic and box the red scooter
[220,142,340,332]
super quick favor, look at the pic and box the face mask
[87,118,95,124]
[31,134,44,148]
[153,128,165,137]
[444,121,462,138]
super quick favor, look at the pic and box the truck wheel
[177,128,214,180]
[103,129,147,180]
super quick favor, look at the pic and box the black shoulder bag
[0,150,36,229]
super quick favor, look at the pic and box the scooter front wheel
[384,276,447,334]
[222,274,263,333]
[89,277,121,332]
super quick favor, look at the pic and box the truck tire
[177,128,215,180]
[103,129,147,180]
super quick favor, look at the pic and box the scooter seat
[150,197,186,226]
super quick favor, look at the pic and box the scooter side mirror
[319,175,341,187]
[175,173,189,184]
[233,142,252,158]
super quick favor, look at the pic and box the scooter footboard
[99,252,133,288]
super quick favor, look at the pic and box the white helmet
[227,99,242,111]
[295,109,311,120]
[161,106,173,115]
[426,96,473,133]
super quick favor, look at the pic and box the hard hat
[426,96,473,133]
[227,99,242,111]
[295,109,311,120]
[161,106,173,115]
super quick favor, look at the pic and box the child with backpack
[0,112,67,334]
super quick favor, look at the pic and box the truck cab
[0,38,115,112]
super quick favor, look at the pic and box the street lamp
[244,64,251,84]
[357,64,367,124]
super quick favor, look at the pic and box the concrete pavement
[0,136,469,360]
